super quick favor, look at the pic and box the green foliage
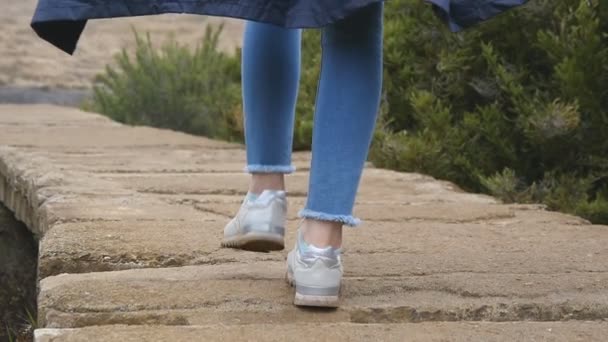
[370,0,608,223]
[5,325,14,342]
[3,304,36,342]
[88,25,243,141]
[293,29,321,150]
[89,25,319,148]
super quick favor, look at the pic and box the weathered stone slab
[34,322,608,342]
[43,194,217,224]
[37,149,312,174]
[98,168,499,205]
[0,105,237,149]
[40,196,608,276]
[46,149,249,173]
[0,125,239,148]
[195,200,515,223]
[39,219,281,277]
[39,215,608,279]
[38,263,608,328]
[0,104,115,127]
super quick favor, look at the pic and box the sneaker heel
[293,284,340,308]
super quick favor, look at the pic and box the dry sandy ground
[1,0,244,89]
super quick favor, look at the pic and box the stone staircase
[0,105,606,341]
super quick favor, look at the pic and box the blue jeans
[242,3,383,227]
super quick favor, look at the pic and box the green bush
[370,0,608,223]
[88,25,243,141]
[293,29,321,150]
[88,24,318,148]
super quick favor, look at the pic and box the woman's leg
[242,21,301,190]
[287,2,383,308]
[299,3,384,246]
[221,22,301,251]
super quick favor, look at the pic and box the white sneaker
[286,225,343,307]
[221,190,287,251]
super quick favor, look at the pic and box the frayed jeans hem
[298,208,361,227]
[244,164,296,174]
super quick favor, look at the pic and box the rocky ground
[0,104,606,341]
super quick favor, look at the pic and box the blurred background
[0,0,243,103]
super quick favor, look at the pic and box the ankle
[301,219,343,249]
[249,173,285,194]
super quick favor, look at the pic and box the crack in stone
[41,302,608,327]
[349,304,608,323]
[136,189,309,197]
[40,255,242,278]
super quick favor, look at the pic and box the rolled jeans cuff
[244,164,296,174]
[298,208,361,227]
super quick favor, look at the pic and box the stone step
[0,105,236,149]
[4,105,608,341]
[97,168,496,203]
[39,262,608,328]
[42,149,313,174]
[35,322,608,342]
[39,210,607,277]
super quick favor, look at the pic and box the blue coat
[429,0,528,32]
[31,0,528,54]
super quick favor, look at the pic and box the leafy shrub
[370,0,608,223]
[89,24,318,148]
[293,29,321,150]
[88,25,243,141]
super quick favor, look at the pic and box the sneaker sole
[294,292,340,307]
[221,232,284,252]
[285,270,340,308]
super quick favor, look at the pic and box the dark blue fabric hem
[425,0,529,33]
[31,0,530,54]
[31,0,382,54]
